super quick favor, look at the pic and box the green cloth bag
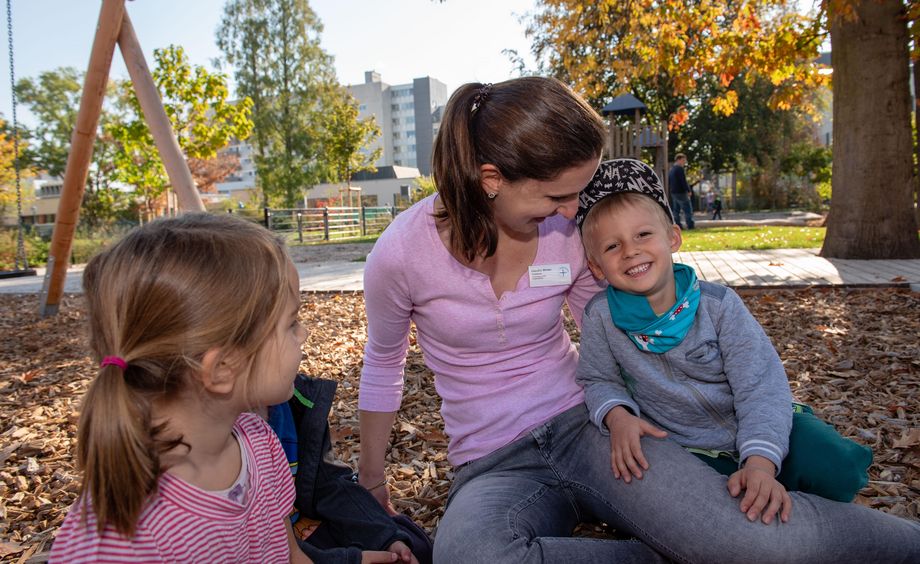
[692,404,872,502]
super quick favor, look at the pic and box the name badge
[528,264,572,287]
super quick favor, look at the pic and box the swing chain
[6,0,27,271]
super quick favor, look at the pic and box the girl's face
[487,157,601,237]
[248,261,306,407]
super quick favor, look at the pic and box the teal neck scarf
[606,263,701,353]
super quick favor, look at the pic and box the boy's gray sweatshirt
[576,281,793,471]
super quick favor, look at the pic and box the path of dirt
[287,242,376,264]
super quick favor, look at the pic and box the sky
[1,0,539,128]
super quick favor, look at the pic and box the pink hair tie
[100,356,128,371]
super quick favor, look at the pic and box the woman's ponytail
[432,83,498,262]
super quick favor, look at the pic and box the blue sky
[2,0,538,127]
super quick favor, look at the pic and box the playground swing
[0,0,36,279]
[36,0,205,316]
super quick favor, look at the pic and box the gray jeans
[434,404,920,563]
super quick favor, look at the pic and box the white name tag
[528,264,572,287]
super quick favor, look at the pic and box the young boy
[574,159,872,525]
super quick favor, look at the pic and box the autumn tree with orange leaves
[527,0,919,259]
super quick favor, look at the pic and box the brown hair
[78,213,291,535]
[581,192,673,262]
[432,76,606,262]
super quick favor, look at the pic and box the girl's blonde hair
[78,213,291,535]
[432,76,606,262]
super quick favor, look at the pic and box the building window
[359,104,367,111]
[392,118,400,126]
[401,102,413,110]
[406,116,415,124]
[393,132,401,139]
[391,104,400,111]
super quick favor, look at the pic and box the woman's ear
[199,348,240,395]
[480,164,503,197]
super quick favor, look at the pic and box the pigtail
[77,362,157,536]
[432,83,498,262]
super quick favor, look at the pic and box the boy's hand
[386,541,419,564]
[603,406,668,483]
[727,455,792,525]
[361,551,399,563]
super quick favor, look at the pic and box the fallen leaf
[0,542,24,558]
[892,429,920,449]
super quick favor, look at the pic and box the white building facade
[349,71,447,175]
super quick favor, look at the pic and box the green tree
[107,45,253,219]
[217,0,339,208]
[320,88,381,190]
[14,67,125,228]
[14,67,82,177]
[0,118,28,217]
[680,74,823,208]
[412,175,437,203]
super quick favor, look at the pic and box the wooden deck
[672,248,920,289]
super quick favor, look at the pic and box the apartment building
[214,71,447,203]
[348,71,448,175]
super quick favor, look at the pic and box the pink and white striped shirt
[50,413,295,563]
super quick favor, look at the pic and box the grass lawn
[287,226,830,256]
[680,226,825,251]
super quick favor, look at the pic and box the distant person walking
[667,153,695,229]
[712,194,723,220]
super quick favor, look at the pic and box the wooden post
[117,13,203,213]
[39,0,125,317]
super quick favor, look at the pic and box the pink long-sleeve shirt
[359,196,603,465]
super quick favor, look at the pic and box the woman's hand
[359,410,400,515]
[359,473,398,516]
[361,551,399,563]
[727,455,792,525]
[604,406,668,483]
[387,541,419,564]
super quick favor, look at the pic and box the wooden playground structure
[602,93,669,191]
[30,0,205,316]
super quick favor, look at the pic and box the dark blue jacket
[273,376,428,564]
[668,163,692,195]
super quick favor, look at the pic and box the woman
[357,77,920,563]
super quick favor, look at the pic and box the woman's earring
[487,192,497,199]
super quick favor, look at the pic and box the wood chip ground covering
[1,288,918,562]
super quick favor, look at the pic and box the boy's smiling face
[584,196,683,315]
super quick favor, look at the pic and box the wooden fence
[229,206,401,243]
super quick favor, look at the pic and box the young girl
[51,214,408,563]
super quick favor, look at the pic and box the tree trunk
[821,0,920,258]
[913,50,920,227]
